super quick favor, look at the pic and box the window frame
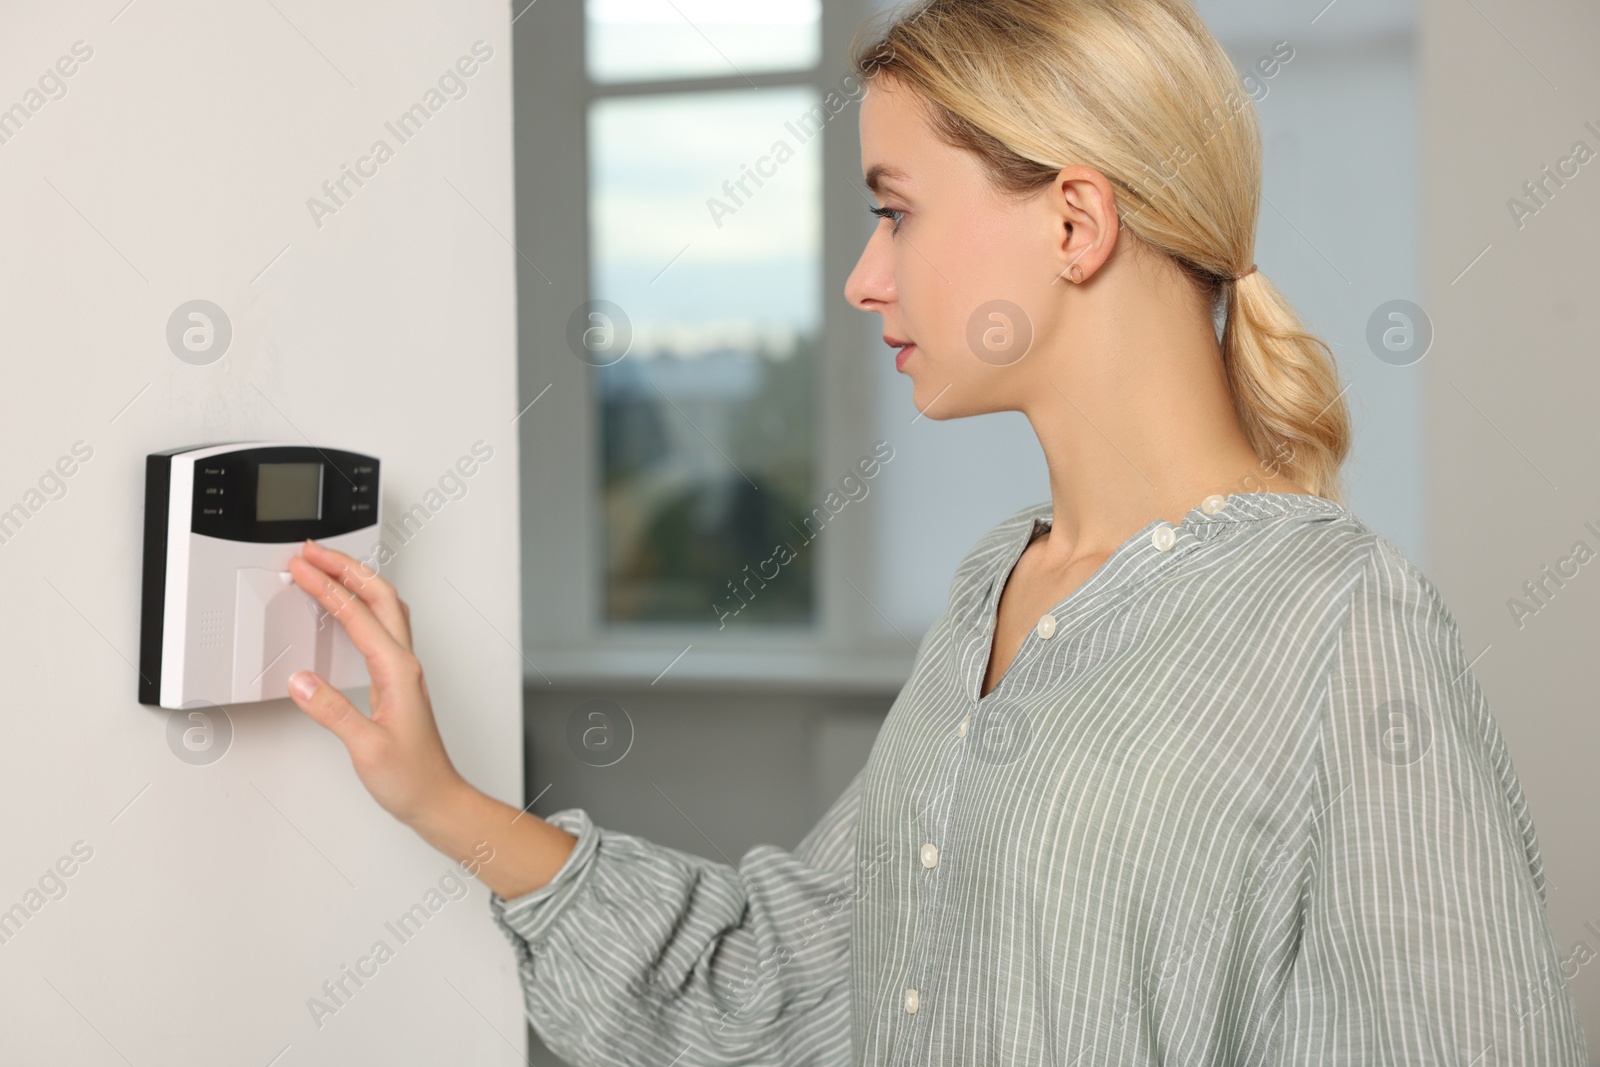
[514,0,913,691]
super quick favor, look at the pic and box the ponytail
[1223,271,1351,502]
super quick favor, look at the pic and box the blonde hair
[852,0,1351,503]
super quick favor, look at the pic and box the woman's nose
[845,229,893,312]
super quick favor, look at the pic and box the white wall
[0,1,526,1062]
[1419,0,1600,1048]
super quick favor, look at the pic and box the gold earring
[1068,264,1083,284]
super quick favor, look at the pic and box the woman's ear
[1050,165,1119,284]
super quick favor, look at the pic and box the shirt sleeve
[1275,537,1590,1065]
[488,763,869,1067]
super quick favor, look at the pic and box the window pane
[586,0,821,84]
[588,89,821,625]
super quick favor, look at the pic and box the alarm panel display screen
[256,462,323,522]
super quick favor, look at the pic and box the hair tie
[1231,264,1259,282]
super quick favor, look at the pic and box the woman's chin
[909,377,957,419]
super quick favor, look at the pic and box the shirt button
[920,842,939,868]
[1201,493,1227,515]
[958,714,970,737]
[1151,524,1176,551]
[1035,613,1057,639]
[904,987,920,1014]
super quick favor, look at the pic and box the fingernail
[289,671,319,702]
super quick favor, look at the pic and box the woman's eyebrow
[864,164,913,197]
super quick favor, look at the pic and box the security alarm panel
[139,442,381,709]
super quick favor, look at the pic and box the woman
[285,1,1589,1063]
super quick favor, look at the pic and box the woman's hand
[284,539,466,828]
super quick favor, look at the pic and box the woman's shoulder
[1209,499,1475,677]
[1224,496,1452,616]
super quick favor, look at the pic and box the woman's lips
[895,344,915,371]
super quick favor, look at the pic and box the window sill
[521,644,918,695]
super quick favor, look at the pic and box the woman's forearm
[407,779,579,901]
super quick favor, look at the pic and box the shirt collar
[971,491,1350,645]
[1018,490,1348,546]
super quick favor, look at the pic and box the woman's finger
[286,555,408,674]
[296,539,413,652]
[288,669,372,749]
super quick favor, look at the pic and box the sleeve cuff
[487,807,601,949]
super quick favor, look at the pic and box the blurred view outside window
[585,0,824,624]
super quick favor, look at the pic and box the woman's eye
[870,205,905,234]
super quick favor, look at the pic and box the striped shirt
[489,491,1590,1065]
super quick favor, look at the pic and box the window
[516,0,914,688]
[590,86,821,625]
